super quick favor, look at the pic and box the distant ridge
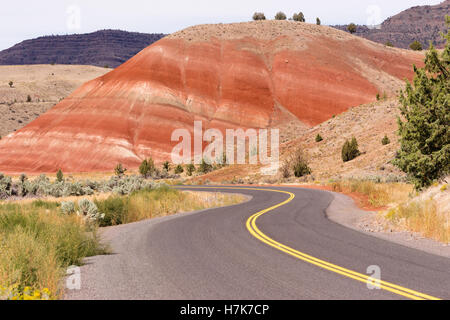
[0,30,166,68]
[333,0,449,49]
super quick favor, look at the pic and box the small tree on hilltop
[393,16,449,189]
[409,40,423,51]
[275,12,287,20]
[8,81,13,88]
[316,18,321,25]
[293,12,305,22]
[342,137,361,162]
[253,12,266,21]
[347,23,357,34]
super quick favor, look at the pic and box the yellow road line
[177,186,441,300]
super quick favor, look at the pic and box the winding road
[66,186,450,300]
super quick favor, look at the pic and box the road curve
[66,186,450,300]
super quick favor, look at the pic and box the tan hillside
[0,65,111,137]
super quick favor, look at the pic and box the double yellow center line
[178,186,441,300]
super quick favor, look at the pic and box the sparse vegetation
[280,147,311,178]
[382,135,391,145]
[330,179,413,207]
[8,81,13,88]
[198,159,213,174]
[175,164,184,174]
[316,18,321,25]
[409,40,423,51]
[186,164,196,176]
[315,134,323,142]
[275,12,287,20]
[139,158,155,178]
[56,169,64,183]
[394,16,449,189]
[252,12,266,21]
[163,161,170,172]
[26,95,32,103]
[347,23,357,34]
[385,41,394,47]
[0,200,106,298]
[341,137,361,162]
[114,163,127,177]
[385,199,449,243]
[292,12,305,22]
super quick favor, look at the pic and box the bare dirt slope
[198,98,406,183]
[0,65,111,137]
[0,21,423,174]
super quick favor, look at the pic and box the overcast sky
[0,0,444,50]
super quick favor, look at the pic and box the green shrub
[114,163,127,177]
[186,164,196,176]
[342,137,361,162]
[382,135,391,145]
[292,12,305,22]
[409,40,423,51]
[347,23,357,34]
[315,134,323,142]
[252,12,266,20]
[56,169,64,183]
[275,12,287,20]
[198,159,213,174]
[163,161,170,172]
[316,17,321,25]
[175,165,184,174]
[385,41,394,47]
[394,16,449,189]
[139,158,155,178]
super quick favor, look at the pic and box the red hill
[0,21,423,174]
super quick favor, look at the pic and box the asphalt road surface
[66,186,450,300]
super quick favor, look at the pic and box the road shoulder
[326,191,450,259]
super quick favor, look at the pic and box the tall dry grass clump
[0,201,106,298]
[330,180,413,207]
[96,187,245,226]
[385,199,449,244]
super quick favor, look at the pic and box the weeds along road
[66,186,450,300]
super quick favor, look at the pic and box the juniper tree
[393,16,450,189]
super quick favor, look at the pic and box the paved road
[66,186,450,300]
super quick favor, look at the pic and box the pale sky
[0,0,444,50]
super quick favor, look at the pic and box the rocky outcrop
[0,21,424,174]
[0,30,165,68]
[334,0,449,49]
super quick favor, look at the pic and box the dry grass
[385,199,449,244]
[329,180,413,207]
[0,201,105,298]
[96,187,246,226]
[0,65,109,137]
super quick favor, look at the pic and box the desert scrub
[385,199,449,244]
[95,186,246,227]
[330,180,413,207]
[0,200,107,298]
